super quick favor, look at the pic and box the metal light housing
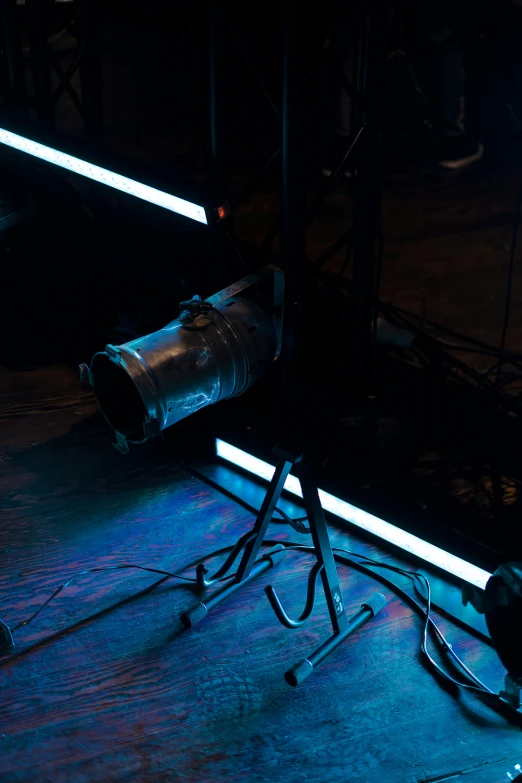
[80,266,283,452]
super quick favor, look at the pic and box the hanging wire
[3,529,518,724]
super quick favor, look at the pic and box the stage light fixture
[215,439,492,591]
[0,128,208,224]
[80,268,284,454]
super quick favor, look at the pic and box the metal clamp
[178,295,214,326]
[204,264,284,358]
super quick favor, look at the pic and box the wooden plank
[0,364,521,783]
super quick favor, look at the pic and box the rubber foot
[285,658,313,687]
[180,601,208,628]
[0,620,14,654]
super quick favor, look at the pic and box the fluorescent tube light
[215,438,491,590]
[0,128,207,225]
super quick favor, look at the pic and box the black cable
[0,542,256,668]
[1,501,310,651]
[331,549,495,693]
[497,371,522,389]
[0,534,298,668]
[383,298,522,364]
[1,460,514,724]
[2,535,516,723]
[325,269,522,369]
[363,291,522,401]
[182,461,509,710]
[0,537,487,696]
[382,304,522,367]
[278,543,495,695]
[0,575,171,667]
[185,457,507,699]
[11,563,202,633]
[272,506,310,533]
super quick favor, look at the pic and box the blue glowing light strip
[0,128,208,225]
[215,439,491,590]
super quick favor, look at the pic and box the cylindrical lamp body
[85,295,276,447]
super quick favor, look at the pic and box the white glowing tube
[215,438,491,590]
[0,128,208,225]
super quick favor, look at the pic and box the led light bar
[215,439,492,590]
[0,128,208,225]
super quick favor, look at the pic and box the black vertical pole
[209,0,226,199]
[76,0,103,145]
[27,0,53,127]
[299,462,349,634]
[209,0,234,281]
[0,0,26,110]
[351,0,382,401]
[281,0,303,423]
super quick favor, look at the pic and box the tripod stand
[180,444,386,684]
[179,0,386,683]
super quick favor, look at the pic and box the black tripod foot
[0,620,14,654]
[180,601,209,628]
[284,592,387,686]
[285,658,313,686]
[179,545,288,630]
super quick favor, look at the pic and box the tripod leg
[299,462,348,634]
[234,456,293,580]
[180,545,288,628]
[285,592,387,685]
[179,456,294,628]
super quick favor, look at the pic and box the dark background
[3,0,522,571]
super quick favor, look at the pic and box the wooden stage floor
[1,363,521,783]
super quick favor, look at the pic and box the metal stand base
[180,445,385,684]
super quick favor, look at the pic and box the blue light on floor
[215,438,491,590]
[0,128,208,225]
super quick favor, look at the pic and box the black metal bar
[50,51,81,108]
[0,0,26,106]
[338,232,355,277]
[27,0,53,127]
[180,545,288,628]
[49,51,83,117]
[178,452,294,630]
[304,126,364,231]
[75,0,103,144]
[196,531,256,588]
[209,0,226,196]
[217,3,281,121]
[351,0,382,400]
[284,592,387,685]
[265,561,324,629]
[280,0,303,414]
[209,0,238,271]
[235,456,294,580]
[299,461,348,634]
[313,228,353,269]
